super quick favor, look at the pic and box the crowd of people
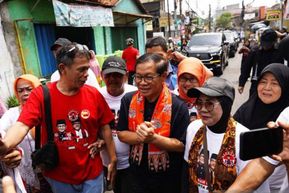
[0,28,288,193]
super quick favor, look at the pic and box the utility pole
[174,0,177,37]
[167,0,171,37]
[180,0,183,50]
[280,0,284,30]
[179,0,182,16]
[208,4,211,32]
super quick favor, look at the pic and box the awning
[113,11,153,25]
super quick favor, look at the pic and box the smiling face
[102,72,127,97]
[178,73,200,95]
[135,60,166,102]
[257,72,282,104]
[196,94,223,126]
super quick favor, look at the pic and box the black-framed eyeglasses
[179,76,199,84]
[134,74,160,83]
[195,99,220,112]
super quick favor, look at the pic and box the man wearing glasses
[117,53,189,193]
[0,43,117,193]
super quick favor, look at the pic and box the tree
[216,12,232,29]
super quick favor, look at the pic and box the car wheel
[215,56,225,76]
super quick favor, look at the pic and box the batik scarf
[128,85,172,172]
[188,118,237,193]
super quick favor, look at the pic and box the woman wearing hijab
[175,57,213,122]
[234,63,289,193]
[0,74,43,193]
[182,77,270,193]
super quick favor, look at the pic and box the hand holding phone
[240,127,283,161]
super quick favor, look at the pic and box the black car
[185,32,229,75]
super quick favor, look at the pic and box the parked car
[184,32,229,75]
[224,30,238,58]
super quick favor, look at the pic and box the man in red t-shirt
[0,43,117,193]
[122,38,139,85]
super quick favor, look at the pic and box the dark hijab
[208,96,233,133]
[234,63,289,130]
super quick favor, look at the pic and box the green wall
[7,0,41,76]
[112,0,147,54]
[7,0,55,76]
[113,0,143,14]
[93,27,106,54]
[6,0,147,76]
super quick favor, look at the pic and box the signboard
[153,32,164,37]
[266,10,281,21]
[244,13,256,20]
[159,17,169,27]
[145,21,153,31]
[52,0,114,27]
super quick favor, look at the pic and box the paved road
[221,50,251,114]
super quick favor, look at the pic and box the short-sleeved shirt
[18,82,114,184]
[122,47,139,72]
[117,91,189,178]
[184,120,271,193]
[99,84,137,169]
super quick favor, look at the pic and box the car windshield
[224,32,234,42]
[188,34,221,47]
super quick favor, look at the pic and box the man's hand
[106,160,117,190]
[136,122,155,143]
[0,138,9,158]
[88,139,105,158]
[238,86,244,94]
[2,176,16,193]
[1,149,22,168]
[171,51,186,63]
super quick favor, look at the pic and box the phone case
[239,127,283,161]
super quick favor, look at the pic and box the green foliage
[216,12,232,29]
[6,96,19,108]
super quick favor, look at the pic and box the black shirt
[238,47,283,86]
[117,91,189,177]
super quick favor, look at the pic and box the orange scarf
[188,118,237,192]
[128,85,172,172]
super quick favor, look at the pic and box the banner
[266,10,281,21]
[52,0,114,27]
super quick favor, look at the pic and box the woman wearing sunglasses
[181,77,270,193]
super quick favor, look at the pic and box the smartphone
[239,127,283,161]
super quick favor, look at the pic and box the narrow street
[221,48,251,114]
